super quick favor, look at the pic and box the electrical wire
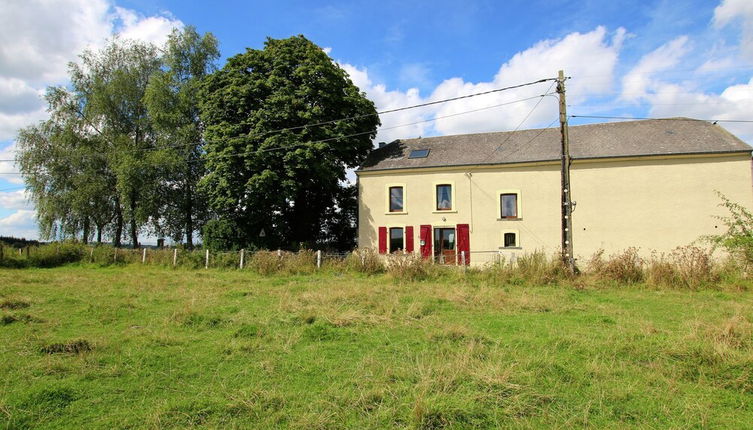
[0,76,557,160]
[0,92,558,173]
[570,114,753,123]
[477,80,557,164]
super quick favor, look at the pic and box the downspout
[465,172,473,233]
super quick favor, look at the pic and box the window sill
[385,211,408,215]
[499,246,522,250]
[497,218,522,221]
[432,210,457,214]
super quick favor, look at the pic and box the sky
[1,0,753,240]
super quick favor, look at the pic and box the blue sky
[1,0,753,240]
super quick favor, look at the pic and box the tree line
[16,28,379,251]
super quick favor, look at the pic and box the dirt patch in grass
[0,299,30,310]
[40,339,92,355]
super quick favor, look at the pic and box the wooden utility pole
[557,70,575,274]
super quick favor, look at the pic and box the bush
[513,250,570,285]
[707,193,753,264]
[344,248,384,275]
[587,248,644,284]
[385,253,437,282]
[249,250,284,275]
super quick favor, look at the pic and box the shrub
[513,250,570,285]
[707,192,753,264]
[587,248,644,284]
[249,250,284,275]
[345,248,384,275]
[385,252,437,282]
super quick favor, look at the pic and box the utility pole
[557,70,575,274]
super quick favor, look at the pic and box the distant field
[1,266,752,429]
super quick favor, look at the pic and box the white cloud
[0,142,24,184]
[0,0,183,140]
[340,63,430,143]
[714,0,753,61]
[646,77,753,142]
[114,7,182,47]
[0,190,30,210]
[340,26,627,142]
[621,36,690,101]
[431,26,626,135]
[0,209,37,240]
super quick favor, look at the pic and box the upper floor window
[500,193,518,219]
[389,186,404,212]
[436,184,452,211]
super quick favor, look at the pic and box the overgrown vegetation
[1,265,752,428]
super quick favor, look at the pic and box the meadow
[1,260,752,429]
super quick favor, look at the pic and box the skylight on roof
[408,149,430,159]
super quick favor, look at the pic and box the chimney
[378,142,386,148]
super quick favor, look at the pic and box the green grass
[1,266,752,429]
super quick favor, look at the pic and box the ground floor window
[389,227,404,253]
[503,232,517,248]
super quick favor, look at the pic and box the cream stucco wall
[357,153,753,265]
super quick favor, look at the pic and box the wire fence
[0,242,522,270]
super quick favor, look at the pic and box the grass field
[1,265,752,429]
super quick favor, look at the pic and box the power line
[570,114,753,123]
[0,93,557,173]
[0,77,557,160]
[204,94,556,162]
[479,80,558,164]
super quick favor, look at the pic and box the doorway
[433,227,456,264]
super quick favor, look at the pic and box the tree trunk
[114,197,123,248]
[185,189,194,249]
[96,224,103,244]
[82,218,90,245]
[129,193,139,248]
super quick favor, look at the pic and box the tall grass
[0,241,750,289]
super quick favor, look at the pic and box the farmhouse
[356,118,753,265]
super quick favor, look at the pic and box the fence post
[277,249,281,257]
[316,250,322,269]
[205,249,209,269]
[18,248,22,256]
[173,248,177,267]
[142,247,147,264]
[239,249,245,269]
[25,246,30,258]
[461,251,466,270]
[0,244,3,261]
[90,247,94,263]
[113,248,118,263]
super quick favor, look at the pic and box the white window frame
[497,189,522,220]
[385,183,407,215]
[432,181,457,213]
[500,229,521,249]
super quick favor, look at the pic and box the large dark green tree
[199,35,379,249]
[145,26,219,248]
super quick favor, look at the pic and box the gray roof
[358,118,752,172]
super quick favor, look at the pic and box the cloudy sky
[1,0,752,239]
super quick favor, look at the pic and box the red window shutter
[378,227,387,254]
[419,225,432,259]
[405,226,414,253]
[456,224,470,265]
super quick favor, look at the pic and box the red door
[405,226,414,253]
[378,227,387,254]
[456,224,470,265]
[419,225,432,259]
